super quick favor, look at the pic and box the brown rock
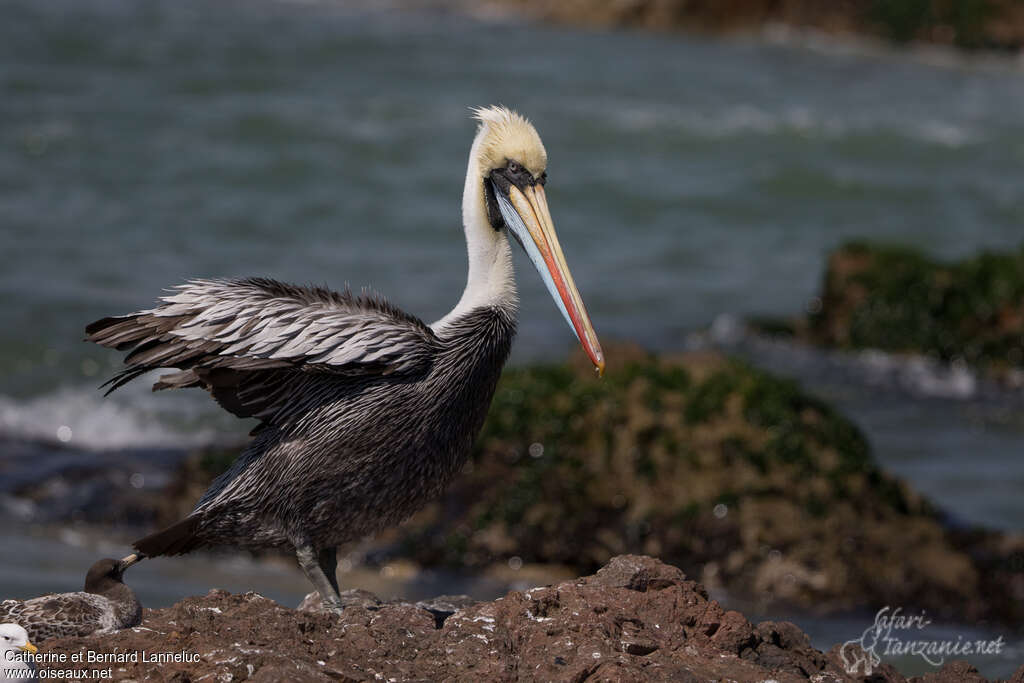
[464,0,1024,51]
[916,660,989,682]
[35,555,983,682]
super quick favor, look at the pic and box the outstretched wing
[86,277,439,427]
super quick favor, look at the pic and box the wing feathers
[87,278,438,424]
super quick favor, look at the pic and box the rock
[916,660,988,682]
[0,437,184,527]
[384,348,1023,625]
[298,588,476,628]
[414,594,478,628]
[14,343,1021,629]
[37,555,986,682]
[803,241,1024,378]
[297,588,382,612]
[457,0,1024,51]
[134,347,1023,626]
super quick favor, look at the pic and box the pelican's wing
[86,277,439,426]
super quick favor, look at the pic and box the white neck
[431,126,517,332]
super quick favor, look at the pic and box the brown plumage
[86,107,604,613]
[0,557,141,643]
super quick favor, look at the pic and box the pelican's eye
[537,171,547,186]
[502,160,534,189]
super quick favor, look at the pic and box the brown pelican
[86,106,604,612]
[0,555,142,642]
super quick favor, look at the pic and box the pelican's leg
[296,544,343,614]
[318,546,340,595]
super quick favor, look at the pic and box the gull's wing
[0,595,109,642]
[86,277,439,427]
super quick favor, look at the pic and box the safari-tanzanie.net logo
[840,606,1005,675]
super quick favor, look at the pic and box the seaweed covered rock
[393,348,1018,621]
[153,443,245,526]
[808,242,1024,375]
[468,0,1024,51]
[150,347,1024,623]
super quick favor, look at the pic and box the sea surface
[1,0,1022,676]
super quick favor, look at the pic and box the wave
[701,313,1024,404]
[0,377,241,451]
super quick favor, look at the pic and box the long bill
[495,183,605,376]
[118,553,143,573]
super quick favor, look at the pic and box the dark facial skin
[484,160,547,230]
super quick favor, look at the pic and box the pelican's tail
[133,515,204,557]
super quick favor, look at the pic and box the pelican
[86,106,604,612]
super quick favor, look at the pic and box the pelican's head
[0,623,37,655]
[469,106,605,375]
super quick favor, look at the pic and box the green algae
[870,0,996,48]
[164,346,1009,618]
[810,241,1024,371]
[393,350,988,615]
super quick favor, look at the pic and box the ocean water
[2,0,1021,524]
[1,0,1023,675]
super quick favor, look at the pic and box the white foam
[703,326,996,402]
[0,378,237,450]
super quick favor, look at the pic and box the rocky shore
[450,0,1024,51]
[9,346,1024,629]
[381,348,1024,625]
[750,242,1024,388]
[37,555,1021,682]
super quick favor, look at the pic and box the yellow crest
[471,105,548,178]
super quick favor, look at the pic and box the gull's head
[0,623,36,655]
[84,554,141,592]
[469,106,605,376]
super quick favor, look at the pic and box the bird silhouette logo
[839,619,883,675]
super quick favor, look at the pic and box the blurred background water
[1,0,1022,676]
